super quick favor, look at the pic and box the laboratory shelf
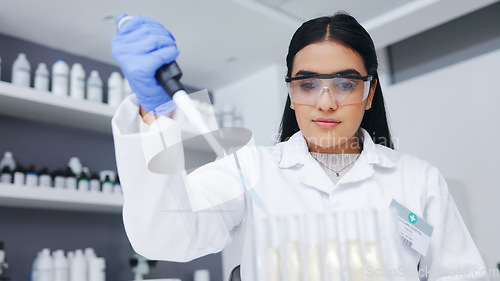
[0,183,123,213]
[0,80,247,151]
[0,81,115,134]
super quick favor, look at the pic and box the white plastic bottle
[34,63,50,91]
[70,63,86,100]
[53,170,66,189]
[194,269,210,281]
[67,251,74,272]
[70,249,87,281]
[12,53,31,87]
[37,248,54,281]
[113,177,122,195]
[90,173,101,192]
[65,167,77,191]
[86,70,103,103]
[123,78,133,96]
[78,173,89,192]
[25,165,39,187]
[53,249,69,281]
[52,59,69,96]
[101,175,113,194]
[84,248,97,279]
[0,151,15,183]
[39,168,52,188]
[13,165,26,185]
[84,248,96,266]
[31,250,41,281]
[89,257,106,281]
[107,71,123,107]
[0,151,16,183]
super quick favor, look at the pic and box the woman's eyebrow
[295,70,318,76]
[294,68,362,76]
[336,69,362,76]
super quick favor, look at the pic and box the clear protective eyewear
[286,74,373,106]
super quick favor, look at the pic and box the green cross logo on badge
[408,212,417,224]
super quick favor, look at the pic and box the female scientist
[111,12,488,280]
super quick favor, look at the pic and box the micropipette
[118,16,225,158]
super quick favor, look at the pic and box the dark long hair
[278,12,393,149]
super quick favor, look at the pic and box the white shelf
[0,183,123,213]
[0,81,115,134]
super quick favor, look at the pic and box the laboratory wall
[384,48,500,276]
[388,1,500,84]
[0,33,223,281]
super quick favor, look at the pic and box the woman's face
[290,40,376,153]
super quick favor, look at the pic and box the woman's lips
[313,117,341,128]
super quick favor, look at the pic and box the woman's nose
[315,87,338,111]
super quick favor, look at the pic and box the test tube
[267,216,283,281]
[325,212,344,281]
[305,214,323,281]
[361,209,385,281]
[344,211,365,281]
[285,215,303,281]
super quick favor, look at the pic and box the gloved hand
[111,13,178,114]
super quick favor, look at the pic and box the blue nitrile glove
[111,13,178,114]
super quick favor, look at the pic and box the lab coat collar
[278,128,395,170]
[279,128,395,193]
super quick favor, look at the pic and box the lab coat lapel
[299,154,336,194]
[278,131,334,194]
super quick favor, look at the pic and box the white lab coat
[112,95,488,281]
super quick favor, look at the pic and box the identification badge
[390,199,434,256]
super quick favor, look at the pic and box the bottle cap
[110,71,122,79]
[52,249,65,257]
[84,247,96,258]
[194,269,210,281]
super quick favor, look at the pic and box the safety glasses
[286,74,373,106]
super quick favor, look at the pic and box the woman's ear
[365,79,377,110]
